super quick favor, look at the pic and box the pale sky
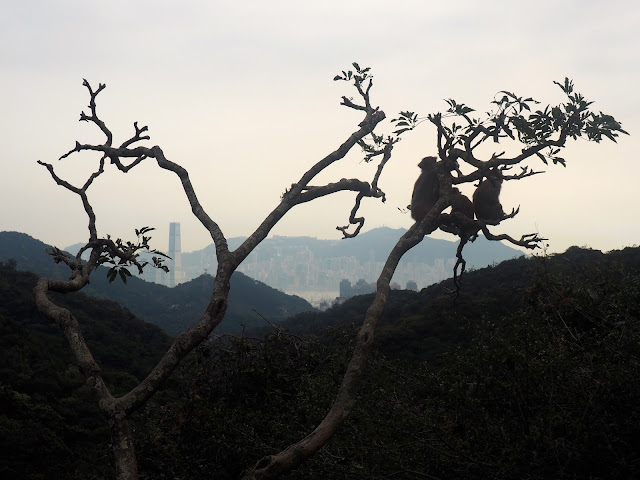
[2,0,638,255]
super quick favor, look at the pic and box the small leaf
[535,152,548,165]
[107,267,117,283]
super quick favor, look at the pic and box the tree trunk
[110,415,138,480]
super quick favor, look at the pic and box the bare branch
[80,79,112,145]
[370,140,394,191]
[37,159,103,241]
[116,295,229,414]
[296,179,373,204]
[336,140,393,237]
[336,192,367,238]
[340,96,367,111]
[502,164,545,181]
[452,236,470,295]
[480,226,546,249]
[121,121,151,148]
[230,107,386,269]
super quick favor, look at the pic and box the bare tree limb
[243,209,444,480]
[337,140,393,238]
[296,179,375,204]
[230,109,386,270]
[34,71,393,479]
[480,226,547,249]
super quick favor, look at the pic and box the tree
[33,64,626,479]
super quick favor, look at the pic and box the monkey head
[417,156,437,171]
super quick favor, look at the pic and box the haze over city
[2,0,638,255]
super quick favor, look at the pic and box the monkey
[450,187,474,219]
[440,187,476,238]
[472,168,505,222]
[410,156,439,221]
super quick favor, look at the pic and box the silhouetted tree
[33,64,626,479]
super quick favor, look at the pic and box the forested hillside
[0,231,314,335]
[274,246,640,361]
[2,246,639,478]
[0,260,172,478]
[146,246,640,479]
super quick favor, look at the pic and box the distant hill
[0,260,172,385]
[178,227,526,294]
[0,231,314,336]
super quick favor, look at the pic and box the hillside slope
[0,231,314,335]
[274,245,640,361]
[0,260,173,478]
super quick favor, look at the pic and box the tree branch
[296,179,373,204]
[243,213,442,480]
[230,108,386,269]
[480,226,546,249]
[337,140,393,238]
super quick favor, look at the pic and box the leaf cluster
[96,226,170,284]
[332,62,372,82]
[437,77,627,166]
[390,110,419,136]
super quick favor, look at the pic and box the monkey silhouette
[473,168,505,222]
[411,156,439,221]
[450,187,474,219]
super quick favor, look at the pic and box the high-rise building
[168,222,182,287]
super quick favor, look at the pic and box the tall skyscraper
[168,222,182,287]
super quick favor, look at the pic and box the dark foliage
[2,246,640,478]
[134,247,640,479]
[0,261,172,479]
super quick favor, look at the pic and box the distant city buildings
[135,228,516,301]
[128,227,521,306]
[339,278,376,299]
[229,243,454,297]
[168,222,182,288]
[173,234,458,304]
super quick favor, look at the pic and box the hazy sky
[2,0,638,255]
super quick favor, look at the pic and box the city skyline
[133,224,523,304]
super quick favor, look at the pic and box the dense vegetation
[0,260,172,479]
[1,245,639,478]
